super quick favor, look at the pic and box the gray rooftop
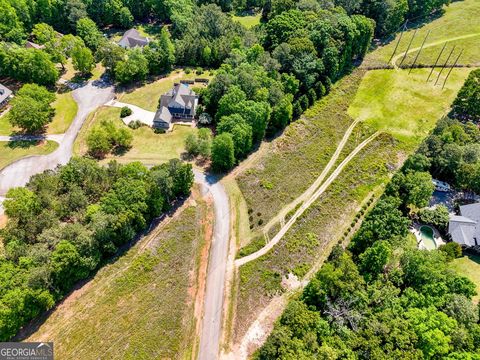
[118,29,149,48]
[0,84,12,104]
[448,203,480,246]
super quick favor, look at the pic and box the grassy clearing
[74,106,197,165]
[232,14,261,29]
[49,91,78,134]
[234,133,398,341]
[0,141,58,170]
[118,69,214,112]
[236,71,364,233]
[0,113,13,135]
[62,59,105,83]
[451,255,480,303]
[365,0,480,67]
[348,68,471,150]
[27,193,210,359]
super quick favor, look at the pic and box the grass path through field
[260,117,364,237]
[392,32,480,68]
[235,132,380,267]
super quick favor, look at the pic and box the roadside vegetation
[27,189,210,360]
[0,141,59,170]
[0,158,194,340]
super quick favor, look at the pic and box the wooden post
[399,29,418,68]
[388,20,408,64]
[409,30,430,74]
[435,46,456,86]
[442,49,463,89]
[427,42,447,82]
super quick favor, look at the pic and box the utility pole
[435,46,456,86]
[409,30,430,74]
[399,29,418,68]
[442,49,463,89]
[388,20,408,64]
[427,42,447,82]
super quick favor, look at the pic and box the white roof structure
[448,203,480,246]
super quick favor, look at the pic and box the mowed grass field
[236,71,365,233]
[451,255,480,303]
[365,0,480,67]
[0,141,58,170]
[118,69,214,112]
[348,68,471,150]
[27,192,211,360]
[74,106,197,165]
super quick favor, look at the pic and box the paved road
[194,170,230,360]
[105,100,156,126]
[0,80,114,196]
[0,134,64,143]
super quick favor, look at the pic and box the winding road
[0,80,114,196]
[194,171,230,360]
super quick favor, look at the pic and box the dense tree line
[450,69,480,123]
[201,6,374,170]
[0,157,194,340]
[257,159,480,360]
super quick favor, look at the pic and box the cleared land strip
[235,131,380,267]
[261,117,363,236]
[391,33,480,69]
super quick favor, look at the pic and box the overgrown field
[348,68,471,149]
[0,141,58,170]
[364,0,480,67]
[74,106,197,164]
[234,132,398,341]
[27,193,210,360]
[236,71,365,233]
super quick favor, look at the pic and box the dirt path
[261,117,363,236]
[391,33,480,69]
[235,132,380,267]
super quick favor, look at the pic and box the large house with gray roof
[153,83,198,129]
[0,84,12,109]
[118,29,149,48]
[448,203,480,246]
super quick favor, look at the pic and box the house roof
[153,106,172,125]
[448,203,480,246]
[118,29,149,48]
[0,84,12,103]
[162,83,197,109]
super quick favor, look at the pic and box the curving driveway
[0,80,114,196]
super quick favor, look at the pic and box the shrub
[196,67,204,74]
[120,106,132,118]
[439,242,463,261]
[185,68,191,74]
[128,120,143,129]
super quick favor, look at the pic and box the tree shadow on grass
[7,140,43,149]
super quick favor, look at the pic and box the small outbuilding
[0,84,12,108]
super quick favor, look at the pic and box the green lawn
[0,91,78,135]
[365,0,480,67]
[27,194,210,359]
[118,69,213,112]
[74,106,197,165]
[49,91,78,134]
[232,14,261,29]
[0,141,58,170]
[348,68,471,150]
[62,59,105,83]
[451,255,480,303]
